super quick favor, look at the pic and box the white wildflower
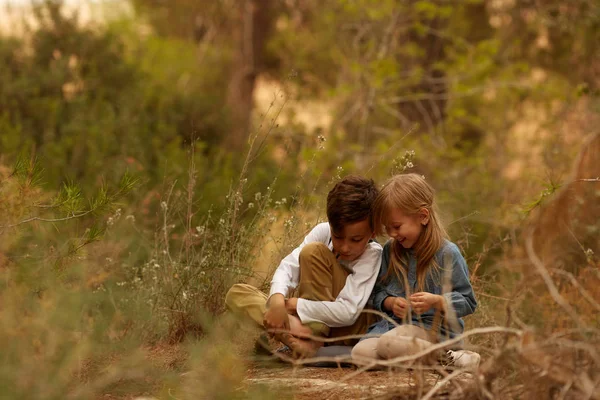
[585,248,594,257]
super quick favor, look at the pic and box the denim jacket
[366,239,477,341]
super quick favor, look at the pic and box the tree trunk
[225,0,273,152]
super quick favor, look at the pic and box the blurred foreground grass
[0,134,598,399]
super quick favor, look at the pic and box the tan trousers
[225,242,372,345]
[351,324,436,363]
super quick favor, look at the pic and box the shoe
[253,333,272,356]
[446,349,481,370]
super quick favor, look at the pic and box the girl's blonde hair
[373,173,448,292]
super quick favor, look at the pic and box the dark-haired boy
[225,176,383,357]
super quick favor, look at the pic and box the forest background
[0,0,598,399]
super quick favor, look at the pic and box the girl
[351,173,477,364]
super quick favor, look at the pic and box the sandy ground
[244,361,473,400]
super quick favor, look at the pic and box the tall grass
[1,125,598,399]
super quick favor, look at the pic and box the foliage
[0,1,231,199]
[0,0,599,398]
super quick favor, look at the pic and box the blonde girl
[351,173,477,363]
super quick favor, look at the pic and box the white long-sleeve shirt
[269,223,382,327]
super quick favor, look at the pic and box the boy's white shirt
[269,222,383,327]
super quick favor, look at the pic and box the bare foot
[288,314,313,339]
[286,336,323,359]
[275,332,322,359]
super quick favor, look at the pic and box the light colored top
[269,222,383,327]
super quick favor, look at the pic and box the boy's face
[330,219,375,262]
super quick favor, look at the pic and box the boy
[225,175,383,357]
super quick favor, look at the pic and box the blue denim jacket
[366,240,477,341]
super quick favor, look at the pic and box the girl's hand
[384,296,410,319]
[410,292,444,314]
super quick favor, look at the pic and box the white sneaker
[446,349,481,369]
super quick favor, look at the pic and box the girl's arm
[440,242,477,319]
[371,241,395,314]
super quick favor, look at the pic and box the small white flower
[406,162,414,168]
[247,202,254,209]
[125,215,135,222]
[160,201,168,210]
[585,248,594,257]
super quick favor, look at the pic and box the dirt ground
[244,361,470,400]
[100,343,475,400]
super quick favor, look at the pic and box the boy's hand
[410,292,444,315]
[384,296,409,319]
[285,297,298,315]
[263,294,290,333]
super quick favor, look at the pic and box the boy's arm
[295,243,383,327]
[268,223,330,298]
[264,223,330,332]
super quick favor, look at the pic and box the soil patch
[245,362,470,399]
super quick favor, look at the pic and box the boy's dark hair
[326,175,379,233]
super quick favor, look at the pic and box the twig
[0,210,94,228]
[420,369,471,400]
[475,291,510,301]
[525,234,584,330]
[276,326,522,370]
[550,268,600,313]
[448,211,480,226]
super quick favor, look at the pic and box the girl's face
[384,207,429,249]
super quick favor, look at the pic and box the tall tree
[132,0,275,152]
[225,0,274,151]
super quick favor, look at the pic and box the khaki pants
[351,324,437,363]
[225,242,372,345]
